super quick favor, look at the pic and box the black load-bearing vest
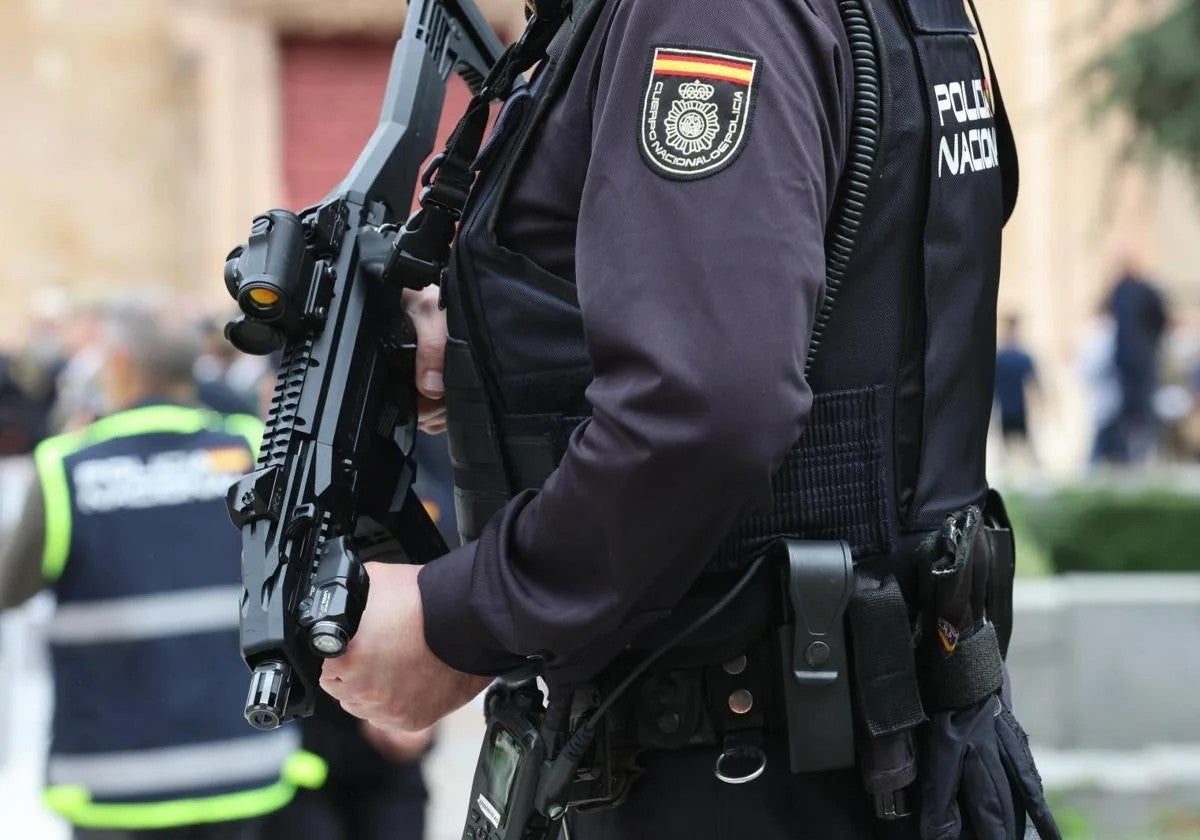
[442,0,1018,568]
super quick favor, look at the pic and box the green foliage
[1091,0,1200,174]
[1000,493,1053,577]
[1055,805,1096,840]
[1017,488,1200,573]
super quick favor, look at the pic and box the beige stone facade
[0,0,524,342]
[1,0,1196,469]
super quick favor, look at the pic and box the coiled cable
[805,0,884,373]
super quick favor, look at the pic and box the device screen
[480,726,523,827]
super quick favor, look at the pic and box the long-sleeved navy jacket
[418,0,852,680]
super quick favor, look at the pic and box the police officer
[322,0,1059,837]
[0,309,323,839]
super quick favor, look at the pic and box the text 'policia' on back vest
[33,403,325,830]
[442,0,1018,565]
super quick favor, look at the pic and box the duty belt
[569,497,1016,817]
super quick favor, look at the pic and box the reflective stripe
[48,586,241,644]
[284,749,330,789]
[44,779,297,830]
[33,434,84,582]
[43,744,327,830]
[48,730,301,797]
[85,405,227,441]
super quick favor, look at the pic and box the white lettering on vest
[933,78,999,178]
[73,448,250,514]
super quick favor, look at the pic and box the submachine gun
[221,0,503,731]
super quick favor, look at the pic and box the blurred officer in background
[0,307,323,840]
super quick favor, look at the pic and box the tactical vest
[33,403,325,829]
[442,0,1017,566]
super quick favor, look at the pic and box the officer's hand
[319,562,489,731]
[361,721,435,764]
[405,285,448,435]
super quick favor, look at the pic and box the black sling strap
[385,2,574,285]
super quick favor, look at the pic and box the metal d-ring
[713,745,767,785]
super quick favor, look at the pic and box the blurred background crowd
[1,0,1199,838]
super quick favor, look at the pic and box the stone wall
[0,0,524,344]
[1009,574,1200,750]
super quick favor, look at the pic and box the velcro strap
[848,573,926,736]
[917,621,1004,712]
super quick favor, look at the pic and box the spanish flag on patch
[651,50,756,85]
[641,47,759,181]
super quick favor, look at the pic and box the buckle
[421,153,445,188]
[417,183,467,222]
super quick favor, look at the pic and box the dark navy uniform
[418,0,1048,836]
[423,0,851,684]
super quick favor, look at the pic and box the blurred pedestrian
[49,303,108,433]
[994,314,1040,466]
[1079,309,1124,464]
[1106,267,1169,462]
[0,307,323,839]
[0,315,65,455]
[194,317,261,415]
[0,352,55,457]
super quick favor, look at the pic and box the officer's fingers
[995,710,1063,840]
[420,416,448,436]
[418,395,446,423]
[333,696,374,722]
[361,721,434,763]
[960,744,1015,839]
[417,389,447,434]
[920,753,965,839]
[319,650,374,701]
[404,287,447,399]
[318,667,347,700]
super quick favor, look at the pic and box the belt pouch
[848,572,926,816]
[776,539,856,773]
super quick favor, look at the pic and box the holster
[776,540,857,774]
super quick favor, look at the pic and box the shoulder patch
[639,47,760,181]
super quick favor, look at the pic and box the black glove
[921,688,1061,840]
[917,508,1062,840]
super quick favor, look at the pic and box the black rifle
[222,0,502,730]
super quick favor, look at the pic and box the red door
[281,38,473,211]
